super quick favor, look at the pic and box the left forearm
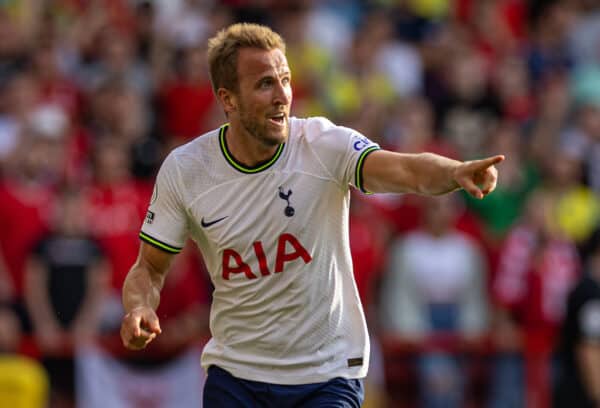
[363,151,461,195]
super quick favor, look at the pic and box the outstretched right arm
[120,242,175,350]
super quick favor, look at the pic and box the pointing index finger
[472,154,505,170]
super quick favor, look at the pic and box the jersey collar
[218,124,285,174]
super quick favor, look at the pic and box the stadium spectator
[545,148,600,247]
[158,46,218,146]
[492,56,535,124]
[77,26,153,98]
[85,78,148,149]
[0,131,62,334]
[0,71,43,165]
[568,0,600,65]
[525,1,575,85]
[381,194,490,407]
[433,45,501,160]
[464,0,527,67]
[555,228,600,407]
[561,68,600,195]
[154,0,213,50]
[463,120,540,239]
[30,41,82,122]
[24,188,109,408]
[491,188,580,407]
[83,137,151,296]
[528,71,571,167]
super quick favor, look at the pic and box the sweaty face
[234,48,292,146]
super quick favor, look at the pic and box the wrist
[125,305,153,315]
[448,161,462,191]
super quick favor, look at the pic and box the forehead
[237,48,289,81]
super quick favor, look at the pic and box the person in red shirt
[31,41,83,122]
[158,46,217,147]
[24,188,109,408]
[491,189,580,407]
[0,133,59,332]
[83,137,151,294]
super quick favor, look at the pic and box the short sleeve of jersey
[139,152,187,254]
[579,299,600,342]
[304,117,380,193]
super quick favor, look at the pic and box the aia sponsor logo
[222,233,312,280]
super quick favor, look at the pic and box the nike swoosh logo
[201,216,228,228]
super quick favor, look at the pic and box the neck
[424,223,449,237]
[225,122,280,167]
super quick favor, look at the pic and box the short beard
[239,110,286,148]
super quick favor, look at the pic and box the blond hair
[207,23,286,93]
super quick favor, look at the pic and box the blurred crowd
[2,0,600,407]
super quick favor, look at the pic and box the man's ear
[217,88,237,115]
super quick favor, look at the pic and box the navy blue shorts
[203,365,364,408]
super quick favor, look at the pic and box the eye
[259,79,273,89]
[282,77,290,85]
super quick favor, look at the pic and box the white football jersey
[140,116,379,384]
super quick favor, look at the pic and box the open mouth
[268,113,286,126]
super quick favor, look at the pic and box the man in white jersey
[120,23,503,407]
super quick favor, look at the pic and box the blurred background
[1,0,600,407]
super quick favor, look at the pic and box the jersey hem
[202,362,368,385]
[139,231,182,254]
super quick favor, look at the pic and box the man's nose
[273,81,291,105]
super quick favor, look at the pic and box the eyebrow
[255,69,291,83]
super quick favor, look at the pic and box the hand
[120,306,162,350]
[36,323,64,353]
[454,155,505,199]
